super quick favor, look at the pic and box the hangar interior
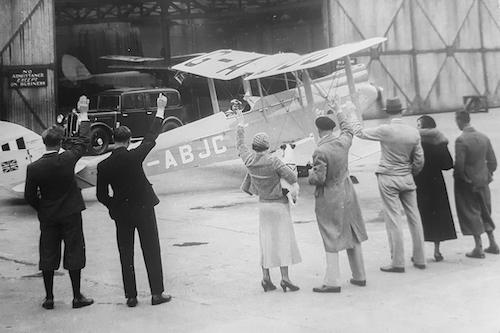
[2,0,500,133]
[0,0,323,132]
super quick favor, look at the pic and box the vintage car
[61,87,186,155]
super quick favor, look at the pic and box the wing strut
[292,71,304,107]
[344,55,360,111]
[301,69,314,112]
[242,77,252,96]
[207,78,220,114]
[256,79,264,97]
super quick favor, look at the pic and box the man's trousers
[324,243,366,286]
[114,206,164,298]
[377,174,426,268]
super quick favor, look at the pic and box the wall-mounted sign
[7,67,48,89]
[333,58,358,72]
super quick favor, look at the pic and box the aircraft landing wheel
[161,121,181,133]
[297,165,310,178]
[90,127,110,155]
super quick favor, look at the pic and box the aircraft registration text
[144,132,237,177]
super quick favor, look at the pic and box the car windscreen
[98,95,119,110]
[122,93,145,109]
[145,92,180,108]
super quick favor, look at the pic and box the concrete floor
[0,111,499,332]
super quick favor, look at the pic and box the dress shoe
[465,250,485,259]
[151,293,172,305]
[380,265,405,273]
[280,280,300,292]
[484,245,500,255]
[312,285,341,293]
[434,253,444,262]
[349,279,366,287]
[72,295,94,309]
[261,279,277,292]
[126,297,138,307]
[411,257,426,268]
[42,298,54,310]
[413,263,426,270]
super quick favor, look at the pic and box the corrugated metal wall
[57,22,142,74]
[0,0,55,133]
[325,0,500,113]
[138,17,324,57]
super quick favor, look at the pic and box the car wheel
[161,121,181,133]
[90,127,110,155]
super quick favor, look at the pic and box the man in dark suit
[454,110,498,258]
[97,93,171,307]
[25,96,94,310]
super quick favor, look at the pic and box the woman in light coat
[237,124,301,292]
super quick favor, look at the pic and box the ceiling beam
[55,0,321,25]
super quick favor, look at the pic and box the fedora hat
[384,97,404,114]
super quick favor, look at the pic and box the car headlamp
[56,114,64,124]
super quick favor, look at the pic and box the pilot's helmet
[230,99,243,112]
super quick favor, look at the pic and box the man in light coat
[454,110,498,258]
[309,105,368,292]
[347,97,426,273]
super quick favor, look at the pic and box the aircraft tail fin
[62,54,92,82]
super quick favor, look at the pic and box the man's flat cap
[315,116,336,131]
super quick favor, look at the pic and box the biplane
[61,53,207,89]
[0,37,386,196]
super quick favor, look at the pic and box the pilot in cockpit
[224,99,244,118]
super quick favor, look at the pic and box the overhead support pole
[322,0,333,48]
[301,69,314,111]
[207,78,220,114]
[159,0,171,66]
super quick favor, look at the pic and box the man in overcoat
[25,96,94,310]
[97,94,171,307]
[347,97,426,273]
[309,105,368,293]
[454,110,498,258]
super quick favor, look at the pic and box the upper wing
[100,53,206,64]
[101,53,207,72]
[246,37,387,80]
[171,50,299,81]
[99,55,164,62]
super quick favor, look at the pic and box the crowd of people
[237,96,497,293]
[23,93,497,310]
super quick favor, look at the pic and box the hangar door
[0,0,55,133]
[325,0,500,113]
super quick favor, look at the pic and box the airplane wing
[100,53,206,64]
[171,50,300,81]
[99,55,164,62]
[101,53,207,72]
[245,37,387,80]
